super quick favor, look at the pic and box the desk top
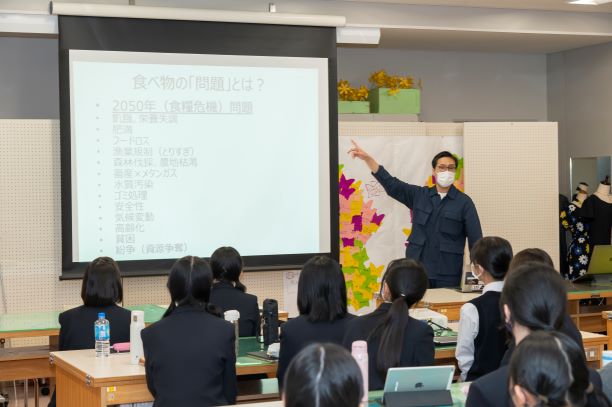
[0,304,166,336]
[565,282,612,294]
[228,383,468,407]
[421,289,479,305]
[51,337,273,382]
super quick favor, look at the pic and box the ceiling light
[569,0,612,4]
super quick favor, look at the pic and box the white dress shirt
[455,280,504,382]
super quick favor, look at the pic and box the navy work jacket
[373,165,483,281]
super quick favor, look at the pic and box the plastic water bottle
[95,312,110,357]
[351,340,368,403]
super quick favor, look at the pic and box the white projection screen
[59,16,338,276]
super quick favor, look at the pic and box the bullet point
[98,194,102,198]
[99,249,103,253]
[97,161,100,164]
[99,227,102,231]
[96,116,100,120]
[98,205,102,209]
[98,217,102,220]
[96,139,100,142]
[96,103,100,107]
[96,128,100,131]
[97,172,101,176]
[99,238,103,242]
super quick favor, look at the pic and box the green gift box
[338,101,370,114]
[368,88,420,114]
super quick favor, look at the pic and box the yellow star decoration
[338,80,370,101]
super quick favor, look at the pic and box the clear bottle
[351,340,368,403]
[94,312,110,357]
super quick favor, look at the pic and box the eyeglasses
[436,165,456,172]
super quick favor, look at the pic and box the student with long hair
[277,256,354,388]
[456,236,512,382]
[50,257,131,407]
[209,246,259,337]
[141,256,237,407]
[466,262,603,406]
[284,343,363,407]
[506,248,582,353]
[343,258,433,390]
[509,331,611,407]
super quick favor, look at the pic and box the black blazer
[209,281,260,337]
[58,304,131,351]
[141,305,237,407]
[277,314,355,388]
[466,365,603,407]
[342,303,435,391]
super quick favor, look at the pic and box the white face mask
[436,171,455,188]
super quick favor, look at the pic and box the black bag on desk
[262,298,279,346]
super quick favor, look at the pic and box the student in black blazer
[284,343,363,407]
[49,257,131,407]
[277,256,354,388]
[508,331,610,407]
[209,246,260,337]
[343,259,434,391]
[466,263,604,407]
[141,256,237,407]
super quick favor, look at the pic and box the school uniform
[49,304,131,407]
[455,281,507,382]
[342,302,435,391]
[209,281,260,337]
[465,364,603,407]
[277,314,355,388]
[141,304,237,407]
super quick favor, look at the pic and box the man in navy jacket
[349,141,482,288]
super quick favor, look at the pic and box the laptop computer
[573,245,612,282]
[383,366,455,407]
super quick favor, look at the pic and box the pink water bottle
[351,340,368,403]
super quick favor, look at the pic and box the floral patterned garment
[560,203,591,280]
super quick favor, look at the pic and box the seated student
[209,246,259,337]
[456,236,512,382]
[466,262,603,407]
[284,343,363,407]
[509,331,611,407]
[507,248,582,352]
[49,257,131,407]
[278,256,354,388]
[141,256,237,407]
[343,258,433,391]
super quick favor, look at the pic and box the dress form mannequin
[593,183,612,204]
[580,182,612,246]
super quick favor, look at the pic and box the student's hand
[348,139,380,173]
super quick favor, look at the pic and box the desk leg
[24,380,29,407]
[607,319,612,351]
[34,379,39,407]
[56,366,105,407]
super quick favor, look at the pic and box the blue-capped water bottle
[94,312,110,357]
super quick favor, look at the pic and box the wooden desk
[52,345,279,407]
[603,311,612,350]
[566,283,612,333]
[582,331,608,369]
[419,289,479,322]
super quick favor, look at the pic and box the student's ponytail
[210,246,247,293]
[370,259,428,375]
